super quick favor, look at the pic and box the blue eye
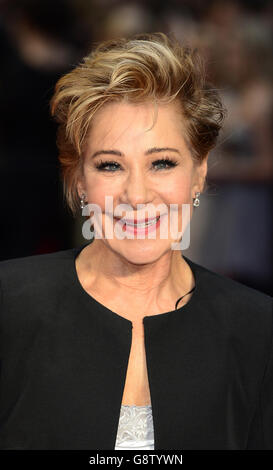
[152,158,178,170]
[95,157,178,172]
[95,160,120,171]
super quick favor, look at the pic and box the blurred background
[0,0,272,296]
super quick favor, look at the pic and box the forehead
[85,100,188,152]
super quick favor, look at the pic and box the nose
[119,168,153,209]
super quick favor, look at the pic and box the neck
[76,240,195,318]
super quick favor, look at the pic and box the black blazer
[0,242,272,450]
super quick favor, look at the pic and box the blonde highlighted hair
[50,32,226,215]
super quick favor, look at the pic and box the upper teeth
[124,217,159,227]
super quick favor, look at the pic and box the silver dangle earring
[80,193,86,209]
[193,191,201,207]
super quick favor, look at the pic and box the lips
[115,216,160,225]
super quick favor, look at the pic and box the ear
[76,176,87,199]
[192,154,208,196]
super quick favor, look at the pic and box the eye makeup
[94,157,179,172]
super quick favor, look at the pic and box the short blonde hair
[50,32,226,215]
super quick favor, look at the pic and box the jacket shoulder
[0,248,76,291]
[185,255,272,311]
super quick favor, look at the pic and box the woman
[0,33,272,450]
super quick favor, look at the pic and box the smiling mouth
[114,215,161,227]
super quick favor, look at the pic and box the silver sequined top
[114,404,154,450]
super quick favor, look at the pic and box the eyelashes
[94,157,178,172]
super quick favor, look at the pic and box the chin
[107,239,172,265]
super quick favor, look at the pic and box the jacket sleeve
[0,280,2,378]
[247,299,273,449]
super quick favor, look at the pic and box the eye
[95,160,121,172]
[152,158,178,170]
[94,157,178,172]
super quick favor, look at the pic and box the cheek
[85,175,120,208]
[162,178,192,204]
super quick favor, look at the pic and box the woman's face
[77,100,207,264]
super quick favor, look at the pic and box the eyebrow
[90,147,181,159]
